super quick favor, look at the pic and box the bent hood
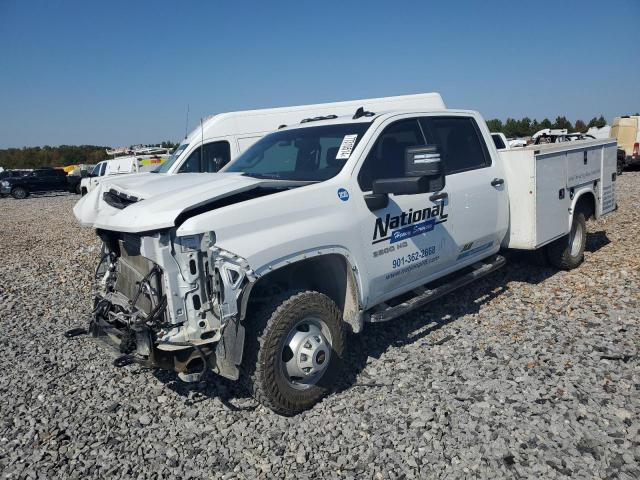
[73,172,301,233]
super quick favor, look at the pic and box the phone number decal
[392,246,437,269]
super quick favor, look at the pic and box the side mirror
[372,146,445,196]
[365,146,445,211]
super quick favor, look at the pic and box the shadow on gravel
[151,369,256,412]
[585,231,611,253]
[335,251,560,393]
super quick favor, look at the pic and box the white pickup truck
[74,105,617,414]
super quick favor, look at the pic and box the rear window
[491,133,506,150]
[419,117,490,174]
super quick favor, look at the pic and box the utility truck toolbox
[501,139,617,250]
[73,97,616,415]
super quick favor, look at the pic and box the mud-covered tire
[242,290,345,415]
[11,186,28,199]
[545,212,586,270]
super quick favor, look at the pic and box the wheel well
[574,191,596,220]
[248,254,363,333]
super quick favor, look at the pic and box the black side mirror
[364,146,445,211]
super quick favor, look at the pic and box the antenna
[184,104,190,139]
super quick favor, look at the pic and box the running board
[367,254,506,323]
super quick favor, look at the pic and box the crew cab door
[355,118,456,306]
[419,115,507,265]
[90,162,106,189]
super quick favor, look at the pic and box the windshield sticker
[335,134,358,160]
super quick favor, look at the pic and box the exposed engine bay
[90,228,256,381]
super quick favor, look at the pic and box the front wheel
[545,212,586,270]
[11,186,28,199]
[243,290,345,415]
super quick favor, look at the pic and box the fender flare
[239,246,365,332]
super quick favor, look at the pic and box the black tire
[11,186,28,199]
[242,290,345,415]
[81,187,87,196]
[75,183,82,195]
[545,212,586,270]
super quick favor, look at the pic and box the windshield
[224,123,371,181]
[153,143,189,173]
[91,163,102,176]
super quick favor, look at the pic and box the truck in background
[80,150,171,195]
[74,101,617,414]
[611,115,640,170]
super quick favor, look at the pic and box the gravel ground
[0,175,638,480]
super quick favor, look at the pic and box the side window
[99,162,107,176]
[202,141,231,172]
[178,141,231,173]
[179,149,201,173]
[492,134,506,150]
[419,117,490,174]
[357,119,425,191]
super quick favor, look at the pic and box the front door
[355,118,456,306]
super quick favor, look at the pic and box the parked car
[1,168,68,199]
[0,170,29,197]
[74,102,617,415]
[611,115,640,169]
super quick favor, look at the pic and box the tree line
[486,115,608,139]
[0,141,179,170]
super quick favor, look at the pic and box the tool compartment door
[535,151,570,247]
[599,142,617,215]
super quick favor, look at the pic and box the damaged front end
[90,229,256,381]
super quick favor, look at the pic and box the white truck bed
[501,139,617,250]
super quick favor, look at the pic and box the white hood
[73,172,299,233]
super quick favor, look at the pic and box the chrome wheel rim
[280,317,332,390]
[569,220,583,257]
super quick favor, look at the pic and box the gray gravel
[0,176,639,479]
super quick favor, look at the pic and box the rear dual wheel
[243,290,345,415]
[545,212,586,270]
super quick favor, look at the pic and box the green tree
[574,119,587,133]
[552,116,573,131]
[503,118,519,138]
[540,118,552,129]
[588,115,607,128]
[530,119,540,135]
[486,119,503,133]
[518,117,532,137]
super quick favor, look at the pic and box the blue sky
[1,0,638,148]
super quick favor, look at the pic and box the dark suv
[0,169,69,199]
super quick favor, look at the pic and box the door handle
[491,178,504,187]
[429,191,448,202]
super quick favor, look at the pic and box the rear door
[419,115,507,264]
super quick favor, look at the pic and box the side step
[367,254,506,323]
